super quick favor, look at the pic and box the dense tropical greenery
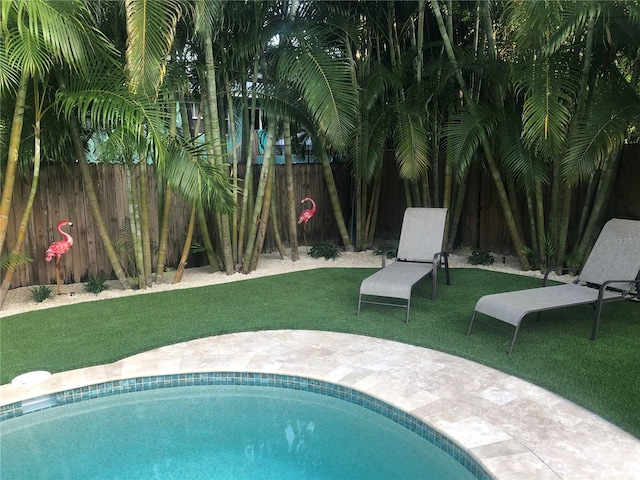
[1,1,639,305]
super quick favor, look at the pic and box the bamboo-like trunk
[445,168,467,253]
[0,115,43,307]
[203,32,234,274]
[238,58,260,265]
[572,149,622,265]
[430,0,530,270]
[320,147,353,251]
[173,203,197,284]
[554,186,572,272]
[126,166,146,289]
[245,126,276,272]
[139,158,152,286]
[283,120,300,261]
[0,71,28,255]
[224,68,239,265]
[269,162,286,258]
[365,167,382,246]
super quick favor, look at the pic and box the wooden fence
[4,145,640,288]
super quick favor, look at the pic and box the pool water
[1,385,476,479]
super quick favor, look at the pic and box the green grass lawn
[2,267,639,438]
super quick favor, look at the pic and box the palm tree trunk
[525,190,539,269]
[197,206,220,271]
[155,187,173,281]
[224,67,240,264]
[244,126,275,272]
[173,203,197,284]
[554,187,572,272]
[430,0,530,270]
[320,147,353,251]
[575,172,598,243]
[446,168,468,253]
[534,180,547,271]
[68,117,131,288]
[0,115,42,308]
[572,148,622,264]
[283,120,300,261]
[138,158,152,286]
[156,93,182,282]
[238,58,260,264]
[203,32,234,274]
[269,162,286,258]
[127,165,146,289]
[0,71,28,255]
[482,140,531,270]
[365,167,382,246]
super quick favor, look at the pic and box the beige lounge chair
[357,208,450,323]
[467,218,640,354]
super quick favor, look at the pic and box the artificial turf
[1,267,638,438]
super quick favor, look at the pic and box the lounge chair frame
[357,208,450,323]
[467,218,640,354]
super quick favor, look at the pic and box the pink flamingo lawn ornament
[297,197,316,253]
[46,220,74,295]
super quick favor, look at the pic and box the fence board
[3,146,639,289]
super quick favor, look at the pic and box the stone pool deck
[2,330,639,479]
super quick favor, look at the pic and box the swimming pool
[0,373,490,479]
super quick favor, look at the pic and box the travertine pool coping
[1,329,639,479]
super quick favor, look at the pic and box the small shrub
[84,274,109,294]
[31,285,53,303]
[468,249,495,266]
[374,241,398,259]
[309,241,341,260]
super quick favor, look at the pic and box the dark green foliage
[374,241,398,259]
[468,249,495,265]
[84,275,109,294]
[309,241,341,260]
[29,285,53,303]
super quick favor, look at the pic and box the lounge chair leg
[508,325,520,355]
[467,312,477,336]
[431,270,437,301]
[357,295,362,317]
[405,299,411,323]
[591,301,604,340]
[444,254,451,285]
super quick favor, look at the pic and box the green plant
[468,249,495,266]
[374,241,398,259]
[309,241,341,260]
[84,275,109,294]
[30,285,53,303]
[357,239,369,251]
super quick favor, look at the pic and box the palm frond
[360,62,400,111]
[496,111,549,191]
[348,103,392,182]
[56,64,171,167]
[124,0,183,97]
[276,43,358,150]
[513,54,578,159]
[562,81,640,184]
[393,101,430,180]
[162,138,236,214]
[1,251,31,271]
[4,0,108,78]
[443,104,497,180]
[543,2,601,56]
[0,29,21,93]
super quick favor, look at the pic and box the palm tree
[0,0,111,305]
[503,0,640,269]
[56,0,235,288]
